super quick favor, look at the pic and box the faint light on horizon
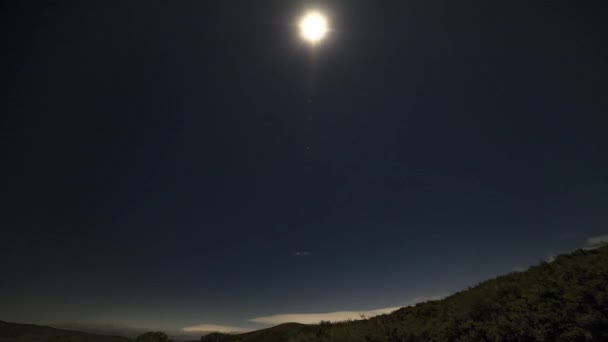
[182,324,247,334]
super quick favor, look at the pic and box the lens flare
[299,12,328,44]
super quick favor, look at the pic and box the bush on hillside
[200,332,240,342]
[135,332,171,342]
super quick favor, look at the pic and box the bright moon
[299,12,328,43]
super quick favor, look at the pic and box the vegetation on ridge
[201,245,608,341]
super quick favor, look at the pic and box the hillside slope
[0,321,130,342]
[206,245,608,341]
[4,246,607,342]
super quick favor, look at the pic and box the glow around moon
[299,12,328,44]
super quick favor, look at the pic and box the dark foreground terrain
[3,245,608,342]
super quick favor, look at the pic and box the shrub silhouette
[200,332,240,342]
[135,332,171,342]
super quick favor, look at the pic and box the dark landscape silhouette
[2,245,607,342]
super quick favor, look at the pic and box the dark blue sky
[1,0,607,332]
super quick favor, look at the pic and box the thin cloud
[249,294,447,325]
[182,324,248,334]
[585,234,608,249]
[250,308,399,325]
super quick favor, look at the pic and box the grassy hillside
[203,245,608,341]
[0,321,131,342]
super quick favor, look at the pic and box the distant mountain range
[0,321,129,342]
[0,321,203,342]
[3,245,608,342]
[48,324,199,342]
[48,324,147,339]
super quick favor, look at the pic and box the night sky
[1,1,607,333]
